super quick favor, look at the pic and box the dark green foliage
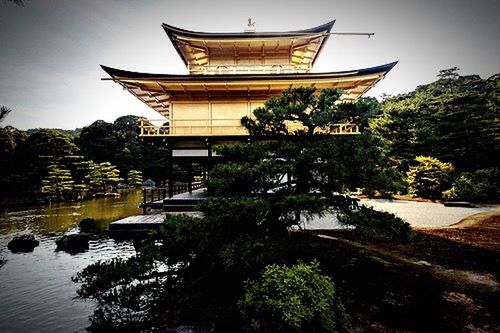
[443,167,500,202]
[40,163,75,199]
[0,125,26,155]
[0,106,11,123]
[18,128,78,159]
[0,114,175,202]
[73,248,174,332]
[338,205,413,242]
[76,120,117,164]
[0,125,28,199]
[213,142,275,163]
[26,128,81,138]
[407,156,454,200]
[238,87,400,196]
[307,135,404,197]
[0,129,78,198]
[242,87,365,136]
[437,67,460,82]
[240,261,341,333]
[75,116,171,181]
[127,170,143,187]
[196,197,270,227]
[75,192,330,331]
[86,161,123,192]
[206,160,289,196]
[209,136,402,198]
[370,72,499,171]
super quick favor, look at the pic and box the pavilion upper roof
[162,21,335,74]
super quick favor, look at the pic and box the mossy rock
[8,234,39,253]
[79,218,97,233]
[56,234,89,253]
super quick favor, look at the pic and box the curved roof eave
[161,20,336,39]
[100,61,398,81]
[161,20,336,67]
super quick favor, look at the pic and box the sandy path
[304,199,500,229]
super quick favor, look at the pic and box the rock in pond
[8,234,40,253]
[79,218,97,233]
[56,234,90,253]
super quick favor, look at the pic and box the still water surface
[0,190,143,332]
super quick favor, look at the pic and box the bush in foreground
[239,261,341,333]
[338,205,413,242]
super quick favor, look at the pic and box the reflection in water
[0,189,143,235]
[0,190,144,333]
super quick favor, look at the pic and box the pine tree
[40,163,75,200]
[86,162,123,192]
[127,170,143,187]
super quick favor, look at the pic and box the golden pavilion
[102,20,397,148]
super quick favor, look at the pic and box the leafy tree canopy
[40,163,75,199]
[407,156,454,200]
[242,87,363,136]
[370,71,499,171]
[86,161,123,192]
[17,128,78,159]
[240,261,340,333]
[127,169,143,187]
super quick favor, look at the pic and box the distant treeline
[0,115,173,205]
[26,128,81,138]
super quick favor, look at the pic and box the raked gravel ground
[303,199,500,230]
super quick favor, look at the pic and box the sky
[1,0,499,130]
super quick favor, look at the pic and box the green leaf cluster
[370,70,499,171]
[127,170,143,187]
[240,261,340,333]
[242,87,359,136]
[338,205,413,242]
[407,156,454,199]
[443,167,500,202]
[40,163,75,198]
[86,162,123,192]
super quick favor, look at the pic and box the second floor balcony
[188,64,310,75]
[139,119,360,137]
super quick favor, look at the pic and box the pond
[0,190,144,333]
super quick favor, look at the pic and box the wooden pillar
[168,146,174,198]
[206,138,213,172]
[188,160,193,194]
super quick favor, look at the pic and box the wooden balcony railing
[140,119,247,136]
[139,119,360,137]
[188,64,310,75]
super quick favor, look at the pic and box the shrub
[362,167,407,198]
[442,167,500,203]
[407,156,454,199]
[338,205,413,242]
[239,261,341,333]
